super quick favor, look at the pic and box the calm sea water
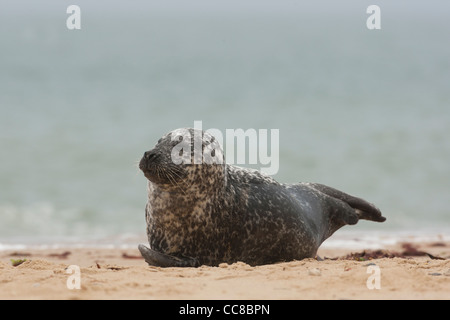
[1,1,449,245]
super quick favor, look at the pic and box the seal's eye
[211,149,215,157]
[178,135,183,141]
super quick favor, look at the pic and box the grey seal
[138,128,385,267]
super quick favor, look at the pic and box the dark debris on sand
[338,243,447,261]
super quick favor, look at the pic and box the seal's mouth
[138,157,149,173]
[139,150,186,186]
[140,166,154,181]
[139,150,160,180]
[139,156,158,181]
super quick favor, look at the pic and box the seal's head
[139,128,226,192]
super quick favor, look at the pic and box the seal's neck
[148,179,227,211]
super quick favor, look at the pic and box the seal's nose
[143,150,159,162]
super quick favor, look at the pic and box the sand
[1,241,449,300]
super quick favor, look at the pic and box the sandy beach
[1,238,449,300]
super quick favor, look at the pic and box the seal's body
[138,128,385,267]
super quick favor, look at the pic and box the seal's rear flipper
[138,244,199,268]
[307,183,386,223]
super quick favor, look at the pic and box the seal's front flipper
[138,244,199,268]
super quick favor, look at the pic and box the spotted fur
[138,128,385,267]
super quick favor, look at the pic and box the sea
[1,1,449,249]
